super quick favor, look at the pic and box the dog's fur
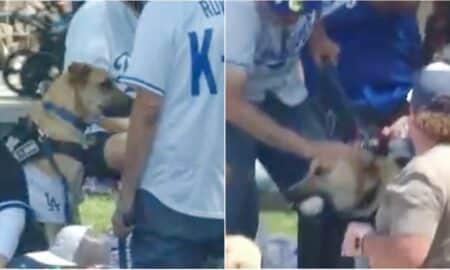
[290,138,413,218]
[23,63,128,243]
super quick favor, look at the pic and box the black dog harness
[2,109,87,224]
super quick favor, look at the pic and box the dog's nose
[313,166,326,176]
[101,95,133,117]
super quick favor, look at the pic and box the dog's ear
[67,62,92,88]
[360,149,383,178]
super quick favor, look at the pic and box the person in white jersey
[112,1,224,268]
[226,0,356,235]
[64,0,144,179]
[226,0,360,267]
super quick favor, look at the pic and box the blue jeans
[226,94,326,239]
[131,190,224,268]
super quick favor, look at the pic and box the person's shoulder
[427,144,450,156]
[399,145,450,192]
[137,1,179,26]
[70,1,109,20]
[75,1,133,19]
[67,1,109,35]
[226,1,259,21]
[143,1,183,14]
[226,0,257,12]
[411,145,450,172]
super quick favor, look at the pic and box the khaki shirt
[376,144,450,267]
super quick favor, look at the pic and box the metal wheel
[19,52,60,97]
[0,42,9,67]
[2,49,33,95]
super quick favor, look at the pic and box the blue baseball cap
[410,62,450,114]
[267,0,323,16]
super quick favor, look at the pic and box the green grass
[79,194,299,239]
[260,210,297,239]
[79,194,115,233]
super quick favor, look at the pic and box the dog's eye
[395,157,410,168]
[313,166,328,176]
[100,79,113,89]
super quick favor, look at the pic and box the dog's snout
[101,91,133,117]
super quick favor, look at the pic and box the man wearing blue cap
[342,61,450,268]
[226,1,358,266]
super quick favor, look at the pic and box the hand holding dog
[383,116,409,139]
[341,222,374,257]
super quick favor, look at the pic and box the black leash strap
[118,238,128,268]
[39,136,73,224]
[320,63,370,139]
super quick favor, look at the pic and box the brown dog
[288,138,413,218]
[14,62,129,243]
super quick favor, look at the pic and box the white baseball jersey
[119,1,224,219]
[64,0,137,93]
[226,1,349,106]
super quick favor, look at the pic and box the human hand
[0,255,8,268]
[112,196,134,239]
[341,222,374,257]
[382,116,409,139]
[308,22,340,66]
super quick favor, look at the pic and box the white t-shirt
[119,1,224,219]
[226,1,349,106]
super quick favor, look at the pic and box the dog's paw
[225,235,261,269]
[296,196,325,216]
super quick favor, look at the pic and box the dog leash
[118,212,135,268]
[118,238,128,268]
[319,62,371,142]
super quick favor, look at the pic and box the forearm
[120,98,159,201]
[227,99,312,158]
[0,255,7,268]
[99,117,129,133]
[363,234,429,268]
[0,208,25,268]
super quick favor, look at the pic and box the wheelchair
[2,2,71,98]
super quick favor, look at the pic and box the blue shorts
[131,190,224,268]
